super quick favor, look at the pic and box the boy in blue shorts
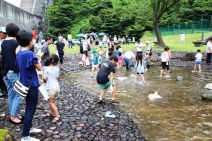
[96,55,118,103]
[194,49,202,72]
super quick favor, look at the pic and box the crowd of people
[0,22,211,141]
[77,33,211,103]
[0,23,64,141]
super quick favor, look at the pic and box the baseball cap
[0,27,6,33]
[92,49,97,53]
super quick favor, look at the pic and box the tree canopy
[47,0,212,40]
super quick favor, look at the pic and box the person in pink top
[117,52,123,69]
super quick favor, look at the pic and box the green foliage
[47,0,211,41]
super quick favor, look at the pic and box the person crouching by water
[42,54,60,123]
[96,55,118,103]
[16,30,42,141]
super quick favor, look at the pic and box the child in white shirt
[194,49,202,72]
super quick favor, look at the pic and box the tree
[150,0,181,46]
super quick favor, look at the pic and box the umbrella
[89,32,96,37]
[76,33,84,38]
[98,32,105,36]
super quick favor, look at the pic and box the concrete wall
[0,0,41,31]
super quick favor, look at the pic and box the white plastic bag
[39,84,49,101]
[86,58,90,66]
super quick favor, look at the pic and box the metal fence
[159,19,212,36]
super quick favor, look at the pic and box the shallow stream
[62,67,212,141]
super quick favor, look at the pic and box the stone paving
[0,54,146,141]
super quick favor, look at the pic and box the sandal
[97,99,104,104]
[46,112,55,117]
[52,117,60,123]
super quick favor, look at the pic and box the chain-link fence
[159,19,212,36]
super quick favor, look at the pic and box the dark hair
[45,36,52,42]
[164,47,169,51]
[16,30,33,47]
[108,52,113,57]
[109,55,118,62]
[136,53,143,66]
[118,52,122,56]
[45,54,59,66]
[6,23,20,37]
[197,49,201,52]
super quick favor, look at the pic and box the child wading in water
[42,54,60,122]
[160,47,170,77]
[96,55,118,103]
[194,49,202,73]
[117,52,123,69]
[134,52,145,82]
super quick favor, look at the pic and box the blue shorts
[195,60,202,65]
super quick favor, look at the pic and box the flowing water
[61,67,212,141]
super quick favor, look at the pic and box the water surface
[61,67,212,141]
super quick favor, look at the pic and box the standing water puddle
[61,67,212,141]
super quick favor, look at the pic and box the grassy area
[49,32,212,54]
[0,129,8,141]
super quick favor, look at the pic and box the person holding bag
[42,54,60,123]
[16,30,42,141]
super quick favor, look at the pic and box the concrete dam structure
[0,0,50,31]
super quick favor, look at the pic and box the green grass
[49,32,212,54]
[0,129,8,141]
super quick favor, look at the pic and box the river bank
[0,54,146,141]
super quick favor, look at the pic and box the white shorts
[48,85,60,98]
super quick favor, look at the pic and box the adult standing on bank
[41,36,52,66]
[206,37,212,65]
[1,23,22,124]
[37,31,43,49]
[0,27,7,97]
[55,36,65,66]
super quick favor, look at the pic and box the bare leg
[140,74,145,81]
[111,86,116,100]
[160,70,163,77]
[48,98,59,117]
[198,64,201,72]
[99,88,108,101]
[194,64,197,72]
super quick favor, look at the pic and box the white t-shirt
[206,41,212,53]
[195,53,202,60]
[82,40,88,51]
[103,35,108,42]
[135,43,144,52]
[44,66,60,88]
[146,44,151,51]
[161,51,169,62]
[124,51,135,60]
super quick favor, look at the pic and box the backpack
[87,43,91,51]
[80,45,83,54]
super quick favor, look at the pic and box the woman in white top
[43,54,60,122]
[135,40,144,53]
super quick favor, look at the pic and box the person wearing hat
[206,37,212,65]
[91,49,99,78]
[0,27,7,98]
